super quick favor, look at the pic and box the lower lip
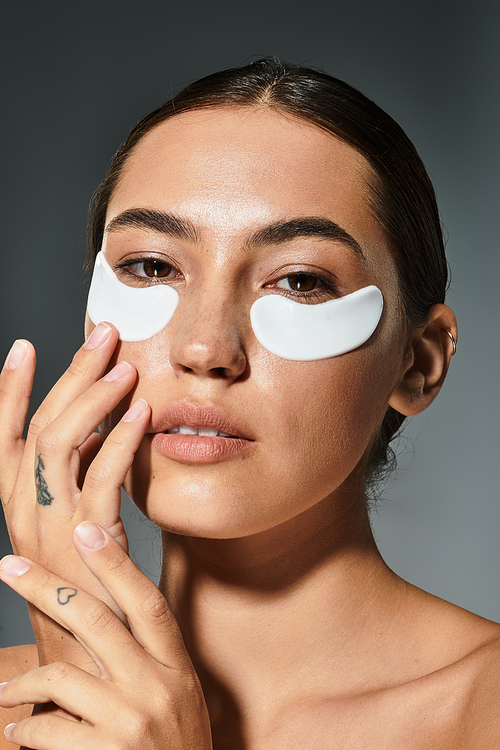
[151,433,254,464]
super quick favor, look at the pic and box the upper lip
[148,400,255,440]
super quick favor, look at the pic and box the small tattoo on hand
[57,587,77,605]
[35,454,54,506]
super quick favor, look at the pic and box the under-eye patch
[87,252,383,359]
[87,252,179,342]
[249,286,383,361]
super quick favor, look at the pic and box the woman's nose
[168,292,248,380]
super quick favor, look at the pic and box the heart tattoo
[57,587,78,605]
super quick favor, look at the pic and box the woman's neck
[158,488,408,741]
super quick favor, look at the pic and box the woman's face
[86,106,409,539]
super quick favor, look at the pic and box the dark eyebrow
[105,208,200,243]
[247,217,365,261]
[105,209,365,261]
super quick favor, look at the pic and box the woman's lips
[151,433,253,463]
[148,401,255,464]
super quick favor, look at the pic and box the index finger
[0,555,135,681]
[72,524,193,673]
[0,323,119,499]
[26,322,119,445]
[0,339,36,501]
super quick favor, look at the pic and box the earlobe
[388,304,457,417]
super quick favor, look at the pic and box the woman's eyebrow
[105,208,200,242]
[247,218,366,261]
[105,209,365,262]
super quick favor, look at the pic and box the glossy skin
[3,106,499,750]
[94,107,411,540]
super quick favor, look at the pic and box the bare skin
[0,107,499,748]
[0,647,36,733]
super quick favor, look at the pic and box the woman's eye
[135,259,175,278]
[120,258,179,280]
[276,274,325,293]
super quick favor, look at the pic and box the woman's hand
[0,326,148,672]
[0,525,213,749]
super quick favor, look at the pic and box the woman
[0,58,498,748]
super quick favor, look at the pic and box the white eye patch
[249,286,383,361]
[87,252,383,359]
[87,252,179,342]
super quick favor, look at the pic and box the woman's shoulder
[403,587,500,744]
[0,645,37,750]
[381,599,500,748]
[367,631,500,748]
[356,594,500,747]
[445,629,500,745]
[344,630,500,748]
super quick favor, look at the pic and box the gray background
[1,0,499,646]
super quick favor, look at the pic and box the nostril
[169,324,248,380]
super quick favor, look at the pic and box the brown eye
[142,259,173,278]
[285,274,318,292]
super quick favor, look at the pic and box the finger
[0,340,36,499]
[0,556,136,680]
[77,430,131,551]
[25,322,118,450]
[4,713,94,750]
[33,361,138,520]
[0,663,111,726]
[76,398,151,529]
[73,524,192,673]
[5,324,120,528]
[77,433,103,489]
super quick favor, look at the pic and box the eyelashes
[272,272,338,303]
[115,257,181,284]
[113,257,339,304]
[89,252,382,354]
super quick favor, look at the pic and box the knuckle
[148,686,177,716]
[140,588,172,627]
[101,550,130,575]
[35,428,62,458]
[83,460,113,489]
[45,660,73,685]
[121,706,151,739]
[27,408,48,440]
[67,353,91,382]
[81,599,116,633]
[102,431,126,453]
[34,568,53,592]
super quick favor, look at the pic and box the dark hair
[87,57,449,488]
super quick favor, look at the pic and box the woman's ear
[388,304,457,417]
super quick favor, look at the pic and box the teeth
[166,425,235,438]
[198,428,218,437]
[178,425,198,435]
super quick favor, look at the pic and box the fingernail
[0,556,30,577]
[4,723,16,736]
[5,340,28,370]
[103,361,131,382]
[0,682,7,692]
[122,398,148,422]
[85,322,112,350]
[74,522,106,550]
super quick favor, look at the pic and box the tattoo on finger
[35,454,54,506]
[57,587,78,605]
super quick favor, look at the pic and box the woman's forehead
[113,107,367,200]
[107,106,388,262]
